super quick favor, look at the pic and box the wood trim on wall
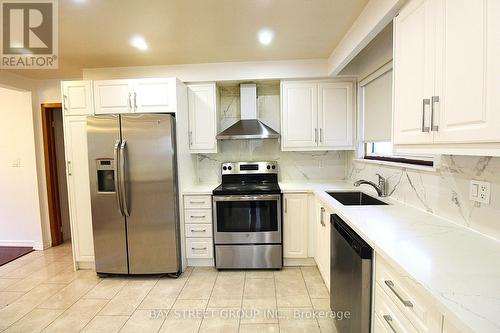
[41,103,64,247]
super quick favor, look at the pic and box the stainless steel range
[212,161,282,269]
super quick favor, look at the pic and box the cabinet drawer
[184,195,212,209]
[374,285,418,333]
[186,238,213,259]
[184,209,212,224]
[376,256,442,333]
[185,223,213,238]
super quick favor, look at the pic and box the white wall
[0,72,62,249]
[0,87,44,248]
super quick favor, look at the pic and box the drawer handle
[383,315,398,333]
[191,229,207,232]
[189,200,206,204]
[384,280,413,308]
[190,215,206,218]
[191,247,207,251]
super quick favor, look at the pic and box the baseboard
[34,240,51,251]
[187,258,215,267]
[284,257,317,266]
[185,258,316,267]
[76,261,95,270]
[0,240,35,248]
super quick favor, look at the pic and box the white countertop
[181,183,218,195]
[280,181,500,333]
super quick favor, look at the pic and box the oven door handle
[212,194,281,202]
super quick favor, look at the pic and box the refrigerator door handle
[120,140,130,217]
[114,140,124,216]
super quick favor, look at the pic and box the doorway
[41,103,71,247]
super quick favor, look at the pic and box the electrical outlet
[11,159,21,168]
[470,180,491,204]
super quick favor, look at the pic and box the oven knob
[222,166,227,171]
[272,165,276,169]
[228,166,232,171]
[267,165,271,170]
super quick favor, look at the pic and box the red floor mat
[0,246,34,266]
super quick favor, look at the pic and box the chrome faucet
[353,173,388,197]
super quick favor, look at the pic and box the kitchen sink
[326,191,388,206]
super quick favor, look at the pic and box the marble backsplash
[347,154,500,241]
[196,140,346,184]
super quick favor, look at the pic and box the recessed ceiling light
[130,35,148,51]
[257,28,274,46]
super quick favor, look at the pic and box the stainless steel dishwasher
[331,214,373,333]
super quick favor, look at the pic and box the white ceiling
[6,0,368,79]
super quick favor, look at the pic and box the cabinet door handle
[189,131,193,146]
[63,95,68,111]
[320,207,325,227]
[319,128,323,143]
[134,92,138,110]
[384,280,413,308]
[67,161,72,176]
[189,200,205,204]
[383,315,398,333]
[284,198,288,213]
[128,92,132,110]
[431,95,439,131]
[421,98,430,132]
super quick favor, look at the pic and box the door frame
[41,103,64,246]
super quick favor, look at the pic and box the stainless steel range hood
[216,84,280,140]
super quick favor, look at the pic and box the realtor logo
[1,0,58,69]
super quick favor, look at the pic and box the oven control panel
[221,161,278,175]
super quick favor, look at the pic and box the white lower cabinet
[63,115,94,268]
[186,238,214,259]
[374,285,419,333]
[314,199,331,289]
[442,319,462,333]
[374,254,443,333]
[283,194,309,258]
[183,195,213,264]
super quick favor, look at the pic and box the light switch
[471,183,479,197]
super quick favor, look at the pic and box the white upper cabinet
[187,83,218,153]
[61,81,94,116]
[318,82,353,148]
[433,0,500,143]
[283,194,309,259]
[393,0,435,144]
[94,78,179,114]
[93,80,134,114]
[393,0,500,149]
[134,78,176,113]
[281,80,354,151]
[281,82,318,149]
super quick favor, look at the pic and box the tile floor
[0,243,336,332]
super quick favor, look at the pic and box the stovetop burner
[212,161,281,196]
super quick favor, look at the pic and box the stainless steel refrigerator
[87,114,181,275]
